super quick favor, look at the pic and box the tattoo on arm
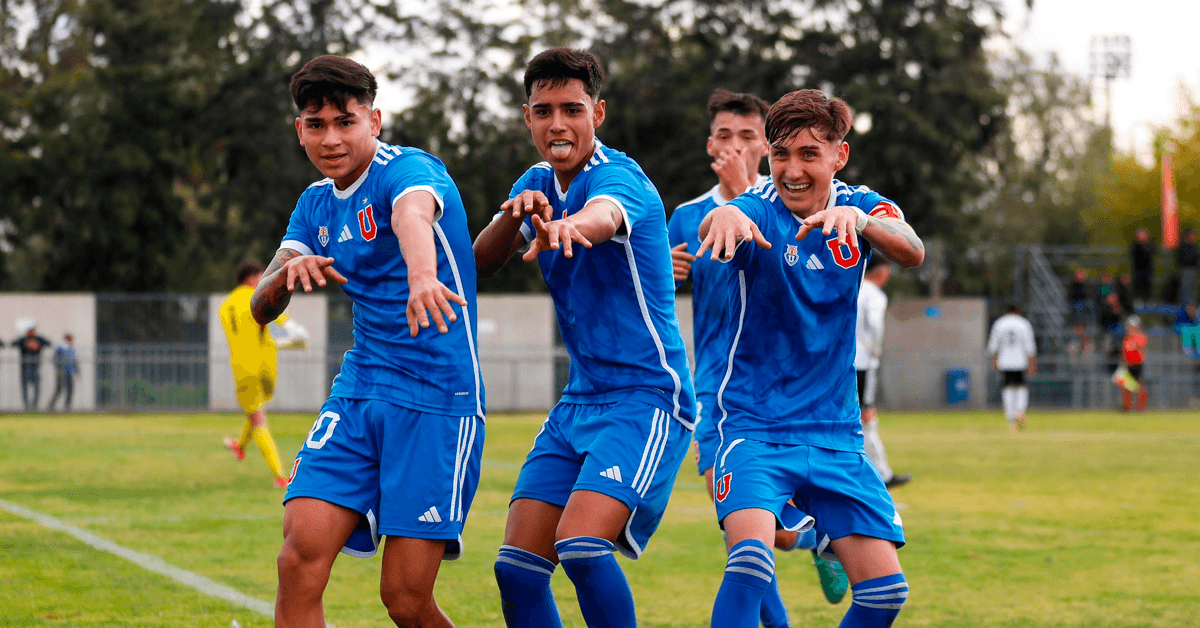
[866,216,925,253]
[251,249,301,324]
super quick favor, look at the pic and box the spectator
[1068,269,1092,326]
[1117,273,1136,315]
[1095,270,1116,314]
[1177,228,1198,305]
[1099,292,1126,374]
[11,324,52,411]
[1131,226,1156,307]
[48,333,79,411]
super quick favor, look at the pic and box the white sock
[1016,386,1029,417]
[1002,387,1016,423]
[861,417,893,481]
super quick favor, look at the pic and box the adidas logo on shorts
[418,506,442,523]
[599,466,623,483]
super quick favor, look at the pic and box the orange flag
[1163,154,1180,249]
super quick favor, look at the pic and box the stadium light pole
[1089,35,1132,131]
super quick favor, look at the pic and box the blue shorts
[284,397,484,561]
[511,400,691,559]
[693,393,720,475]
[712,438,905,560]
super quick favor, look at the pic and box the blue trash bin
[946,368,970,405]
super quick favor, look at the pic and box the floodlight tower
[1089,35,1132,130]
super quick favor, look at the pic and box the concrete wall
[880,298,989,409]
[207,293,329,414]
[476,295,558,412]
[0,294,96,412]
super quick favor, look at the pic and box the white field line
[0,498,335,628]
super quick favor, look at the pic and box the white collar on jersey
[329,140,382,201]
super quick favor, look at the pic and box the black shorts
[1001,370,1026,387]
[1128,364,1143,382]
[856,369,878,408]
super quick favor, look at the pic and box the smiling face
[524,78,605,188]
[295,97,382,190]
[707,111,769,182]
[768,127,849,218]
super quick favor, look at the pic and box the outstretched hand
[696,206,771,262]
[406,274,467,337]
[501,190,554,222]
[283,255,349,293]
[522,214,594,261]
[794,205,862,251]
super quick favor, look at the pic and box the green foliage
[2,410,1199,626]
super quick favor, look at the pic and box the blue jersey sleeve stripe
[393,184,445,222]
[432,222,484,418]
[620,240,689,426]
[279,240,314,256]
[589,194,632,243]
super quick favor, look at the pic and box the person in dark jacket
[1177,228,1198,305]
[1131,226,1156,307]
[11,325,52,411]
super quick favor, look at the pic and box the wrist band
[855,211,870,234]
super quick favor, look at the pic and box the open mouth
[548,140,572,159]
[782,182,811,192]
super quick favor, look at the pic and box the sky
[1002,0,1200,163]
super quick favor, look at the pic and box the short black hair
[707,89,770,124]
[1007,303,1020,314]
[236,261,265,284]
[524,48,604,99]
[866,256,889,273]
[290,55,378,113]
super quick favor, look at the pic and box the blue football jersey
[281,141,484,417]
[713,178,902,452]
[510,139,695,427]
[667,175,770,400]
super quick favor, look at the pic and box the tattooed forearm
[864,216,925,267]
[251,248,301,324]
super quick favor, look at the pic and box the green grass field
[1,409,1198,627]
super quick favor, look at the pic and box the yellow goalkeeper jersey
[219,285,286,378]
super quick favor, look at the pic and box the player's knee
[495,545,556,591]
[379,583,432,628]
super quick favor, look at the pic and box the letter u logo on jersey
[825,236,861,269]
[715,473,732,502]
[358,205,378,241]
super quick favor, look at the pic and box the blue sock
[711,539,774,628]
[838,573,908,628]
[759,574,791,628]
[555,536,636,628]
[494,545,563,628]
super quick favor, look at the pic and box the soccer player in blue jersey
[250,55,485,628]
[668,89,848,624]
[695,89,924,628]
[474,48,695,628]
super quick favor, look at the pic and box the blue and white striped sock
[838,573,908,627]
[494,545,563,628]
[556,536,636,628]
[711,539,775,628]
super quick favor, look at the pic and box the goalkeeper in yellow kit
[219,261,308,487]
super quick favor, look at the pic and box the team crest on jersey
[825,236,861,269]
[358,204,378,241]
[318,226,329,246]
[785,244,799,267]
[715,473,732,502]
